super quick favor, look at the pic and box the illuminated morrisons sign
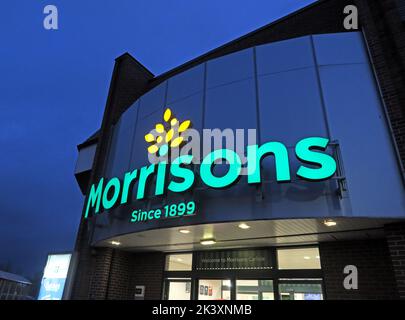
[84,108,337,222]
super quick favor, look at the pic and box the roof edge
[115,52,155,77]
[77,130,99,150]
[153,0,325,81]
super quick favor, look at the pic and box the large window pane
[206,48,254,88]
[258,67,327,147]
[279,282,323,300]
[256,36,314,76]
[319,63,405,217]
[204,79,257,151]
[167,93,204,134]
[165,278,191,300]
[165,253,192,271]
[313,32,367,66]
[130,109,162,168]
[105,103,137,178]
[137,82,166,119]
[198,279,231,300]
[236,280,274,300]
[167,65,204,103]
[277,247,321,270]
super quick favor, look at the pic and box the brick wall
[88,247,114,300]
[356,0,405,175]
[106,250,165,300]
[106,250,135,299]
[75,249,165,300]
[319,239,398,299]
[385,222,405,299]
[130,252,165,300]
[70,220,96,300]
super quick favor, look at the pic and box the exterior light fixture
[111,241,121,246]
[323,219,337,227]
[179,229,190,234]
[200,238,216,246]
[238,223,251,230]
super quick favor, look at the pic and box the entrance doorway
[236,279,274,300]
[278,280,323,300]
[164,278,191,300]
[162,246,324,300]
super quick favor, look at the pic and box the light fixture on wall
[111,240,121,246]
[323,219,337,227]
[200,238,216,246]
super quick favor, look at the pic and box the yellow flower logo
[144,108,191,156]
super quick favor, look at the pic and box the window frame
[162,245,325,300]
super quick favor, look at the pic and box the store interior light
[303,256,311,260]
[238,223,251,230]
[179,229,190,234]
[323,219,337,227]
[111,241,121,246]
[200,238,216,246]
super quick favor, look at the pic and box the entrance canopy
[96,217,400,252]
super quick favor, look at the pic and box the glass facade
[90,31,405,247]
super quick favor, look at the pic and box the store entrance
[164,277,323,300]
[236,279,274,300]
[164,278,275,300]
[164,278,192,300]
[162,247,324,300]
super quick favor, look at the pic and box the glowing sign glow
[144,108,191,156]
[84,108,337,219]
[131,201,196,223]
[38,254,71,300]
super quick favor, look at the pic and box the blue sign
[38,254,71,300]
[38,278,67,300]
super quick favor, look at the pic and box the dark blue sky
[0,0,314,279]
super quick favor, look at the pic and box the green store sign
[84,108,337,220]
